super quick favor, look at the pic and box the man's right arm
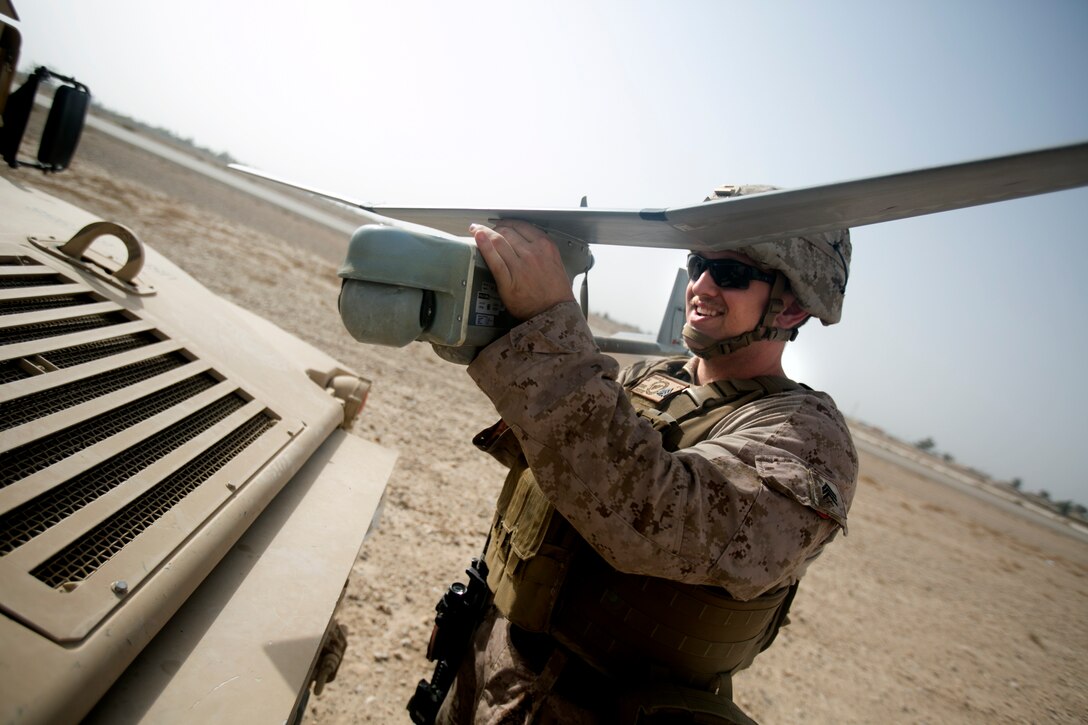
[468,302,856,600]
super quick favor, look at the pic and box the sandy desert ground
[5,119,1086,724]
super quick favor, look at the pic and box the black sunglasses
[686,254,775,289]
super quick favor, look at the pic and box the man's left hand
[471,220,575,321]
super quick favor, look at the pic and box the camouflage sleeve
[467,301,858,600]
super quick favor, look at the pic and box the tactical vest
[480,358,806,695]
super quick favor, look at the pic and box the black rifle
[407,558,490,725]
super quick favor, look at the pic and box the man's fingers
[493,221,564,271]
[471,224,513,287]
[474,223,539,273]
[470,221,575,320]
[501,219,550,244]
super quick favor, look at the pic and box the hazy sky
[14,1,1088,502]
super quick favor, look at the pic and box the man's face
[685,250,775,341]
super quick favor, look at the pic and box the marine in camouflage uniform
[435,185,858,724]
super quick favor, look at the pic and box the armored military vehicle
[0,4,395,722]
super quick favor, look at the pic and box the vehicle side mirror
[36,83,88,170]
[0,66,89,172]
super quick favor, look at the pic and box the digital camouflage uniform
[437,300,858,724]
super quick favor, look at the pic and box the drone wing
[358,141,1088,251]
[232,142,1087,359]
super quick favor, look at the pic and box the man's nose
[690,268,719,295]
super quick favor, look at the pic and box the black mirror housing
[0,66,89,172]
[37,83,88,170]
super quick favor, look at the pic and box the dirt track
[7,121,1087,724]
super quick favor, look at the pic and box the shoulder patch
[630,372,690,404]
[754,455,850,535]
[810,471,849,535]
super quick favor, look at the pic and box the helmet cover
[705,184,851,325]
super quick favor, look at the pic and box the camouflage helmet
[705,184,851,325]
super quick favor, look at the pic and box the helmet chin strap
[682,272,799,359]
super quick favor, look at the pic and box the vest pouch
[551,549,794,686]
[484,467,577,632]
[472,419,524,469]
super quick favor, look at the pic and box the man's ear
[776,299,810,329]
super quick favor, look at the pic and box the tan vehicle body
[0,6,395,723]
[0,172,395,725]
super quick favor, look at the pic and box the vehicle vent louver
[0,293,96,315]
[0,354,189,432]
[0,328,161,386]
[0,247,301,643]
[0,393,252,555]
[0,374,219,487]
[31,413,276,590]
[0,273,65,288]
[0,256,38,266]
[0,311,132,344]
[0,363,30,384]
[37,332,162,369]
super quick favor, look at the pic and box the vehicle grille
[0,250,294,641]
[0,391,249,553]
[0,311,132,344]
[31,413,275,589]
[0,273,65,287]
[0,353,189,432]
[0,374,218,486]
[0,293,94,315]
